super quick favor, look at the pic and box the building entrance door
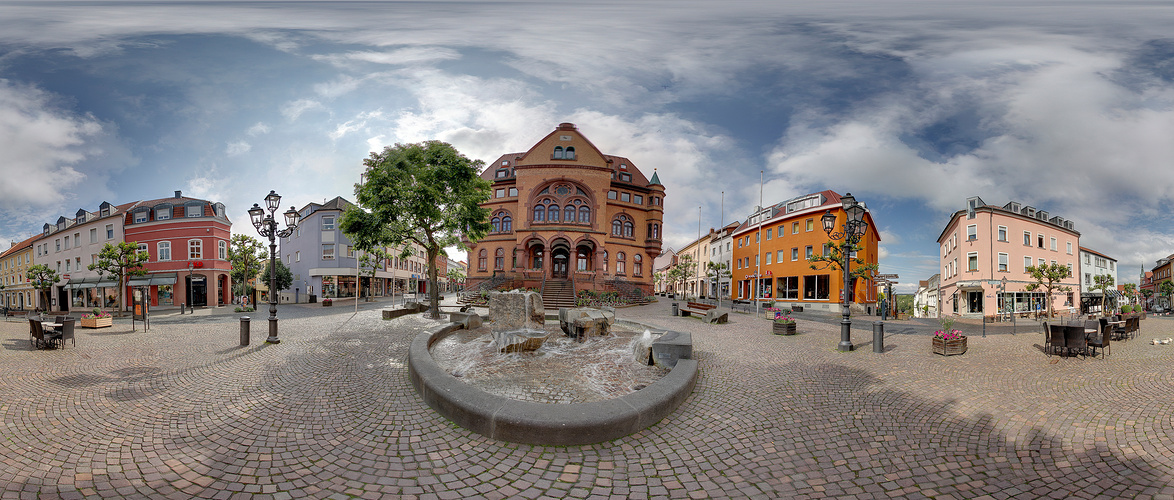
[187,276,207,307]
[552,250,569,279]
[968,291,983,313]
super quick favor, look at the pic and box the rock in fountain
[488,291,548,352]
[559,307,615,341]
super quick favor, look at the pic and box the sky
[2,1,1174,293]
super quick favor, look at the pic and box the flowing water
[430,324,669,404]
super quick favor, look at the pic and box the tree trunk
[427,247,441,320]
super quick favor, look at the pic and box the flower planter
[773,322,797,335]
[80,316,113,329]
[322,300,333,307]
[932,336,967,356]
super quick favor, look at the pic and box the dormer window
[155,204,172,221]
[496,169,510,178]
[619,172,632,182]
[186,203,203,217]
[134,210,149,223]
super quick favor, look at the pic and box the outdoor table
[41,322,61,332]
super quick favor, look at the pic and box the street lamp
[822,193,869,352]
[249,190,301,344]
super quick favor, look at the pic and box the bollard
[180,303,185,314]
[873,321,885,353]
[240,317,250,346]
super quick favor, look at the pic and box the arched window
[478,249,488,271]
[534,205,544,222]
[548,205,560,222]
[634,254,643,276]
[491,217,501,232]
[612,219,623,236]
[564,205,575,223]
[613,214,634,238]
[494,248,505,270]
[565,147,576,160]
[502,216,512,232]
[602,251,609,272]
[617,252,626,275]
[553,146,565,159]
[579,205,590,223]
[652,223,660,239]
[624,220,634,238]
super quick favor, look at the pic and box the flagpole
[756,170,763,316]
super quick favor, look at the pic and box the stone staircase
[542,280,577,310]
[603,278,649,304]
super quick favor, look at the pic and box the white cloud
[281,98,325,121]
[225,140,251,156]
[0,80,101,209]
[314,47,461,67]
[246,122,270,136]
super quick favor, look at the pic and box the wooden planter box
[932,336,967,356]
[322,301,333,307]
[773,322,797,335]
[80,316,113,329]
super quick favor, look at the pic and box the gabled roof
[0,234,39,258]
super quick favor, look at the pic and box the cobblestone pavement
[2,300,1174,499]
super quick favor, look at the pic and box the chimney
[175,190,182,198]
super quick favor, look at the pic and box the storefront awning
[64,277,99,289]
[128,273,179,287]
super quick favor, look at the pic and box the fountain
[407,290,697,445]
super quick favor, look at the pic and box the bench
[678,301,714,317]
[679,302,728,324]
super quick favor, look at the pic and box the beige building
[1,235,38,310]
[675,231,711,300]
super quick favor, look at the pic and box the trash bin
[672,302,679,316]
[309,294,317,303]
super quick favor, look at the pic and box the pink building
[122,191,233,309]
[938,197,1081,318]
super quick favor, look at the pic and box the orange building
[729,191,880,313]
[464,123,665,305]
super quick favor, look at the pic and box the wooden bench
[679,302,728,324]
[678,301,714,317]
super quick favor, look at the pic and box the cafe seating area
[1044,313,1143,359]
[26,314,76,350]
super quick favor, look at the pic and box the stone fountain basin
[408,320,697,446]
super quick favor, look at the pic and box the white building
[707,221,738,299]
[1078,247,1118,313]
[913,274,939,318]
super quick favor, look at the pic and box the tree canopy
[229,234,267,290]
[706,261,730,306]
[1025,263,1074,318]
[340,140,491,319]
[808,239,878,302]
[26,264,59,312]
[261,258,294,293]
[88,241,150,315]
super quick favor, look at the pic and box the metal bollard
[240,316,250,346]
[180,303,185,314]
[873,321,885,353]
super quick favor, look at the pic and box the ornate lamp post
[249,191,301,344]
[821,193,869,352]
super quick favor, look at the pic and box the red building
[122,191,233,308]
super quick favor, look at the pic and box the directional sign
[875,274,899,279]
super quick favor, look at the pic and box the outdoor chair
[28,319,60,350]
[1087,319,1110,358]
[1063,325,1087,358]
[59,319,76,348]
[1046,324,1065,357]
[1127,317,1140,339]
[1111,318,1129,341]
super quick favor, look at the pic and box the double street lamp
[821,193,869,352]
[248,190,301,344]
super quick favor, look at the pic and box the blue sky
[3,1,1174,292]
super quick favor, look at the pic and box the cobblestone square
[2,300,1173,499]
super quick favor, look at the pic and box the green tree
[1160,281,1174,310]
[1090,274,1116,316]
[652,270,667,294]
[1122,282,1138,307]
[88,241,150,316]
[672,254,697,300]
[341,141,492,319]
[26,264,60,313]
[228,234,267,298]
[1025,263,1074,318]
[357,248,391,301]
[808,240,879,303]
[1142,288,1155,309]
[706,261,731,307]
[446,267,465,292]
[261,258,294,294]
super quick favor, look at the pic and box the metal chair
[28,319,61,350]
[1063,325,1087,357]
[59,319,76,348]
[1047,324,1065,357]
[1088,320,1110,358]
